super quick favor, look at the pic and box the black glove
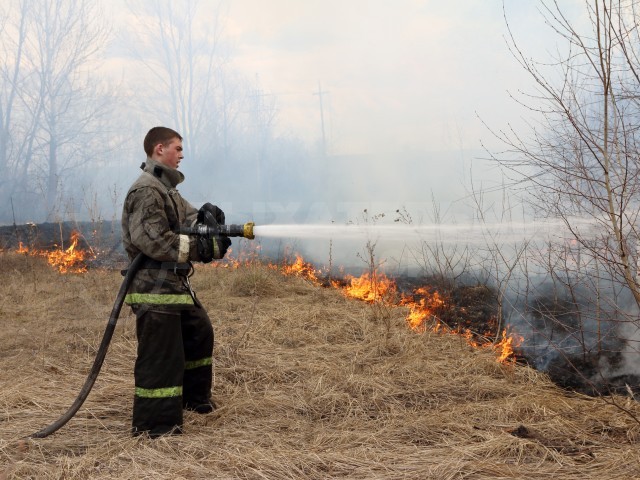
[198,203,225,226]
[196,235,231,263]
[214,236,231,258]
[196,203,231,263]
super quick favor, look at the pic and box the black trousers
[132,307,214,436]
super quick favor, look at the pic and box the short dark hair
[143,127,182,156]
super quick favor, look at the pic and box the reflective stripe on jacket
[124,293,194,306]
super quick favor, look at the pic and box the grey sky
[223,0,576,156]
[97,0,587,224]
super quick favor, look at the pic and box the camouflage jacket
[121,158,203,308]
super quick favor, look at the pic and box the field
[1,252,640,479]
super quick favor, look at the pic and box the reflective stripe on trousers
[135,386,183,398]
[132,308,214,435]
[125,293,194,306]
[185,357,212,370]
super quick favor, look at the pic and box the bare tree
[124,0,235,160]
[28,0,110,217]
[0,1,32,206]
[487,0,640,390]
[0,0,111,221]
[492,0,640,302]
[122,0,286,206]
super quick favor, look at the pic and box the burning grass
[1,252,640,478]
[15,230,94,273]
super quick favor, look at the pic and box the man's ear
[154,143,164,156]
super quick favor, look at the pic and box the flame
[216,250,525,364]
[46,231,88,273]
[208,244,264,269]
[401,287,523,363]
[280,254,321,285]
[331,263,522,363]
[400,287,445,331]
[492,328,524,364]
[15,230,92,274]
[334,271,397,303]
[17,242,29,254]
[209,247,241,269]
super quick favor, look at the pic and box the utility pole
[313,81,329,157]
[251,74,275,201]
[313,81,336,216]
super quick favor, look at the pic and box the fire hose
[30,222,255,438]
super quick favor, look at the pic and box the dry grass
[1,251,640,479]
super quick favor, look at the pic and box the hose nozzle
[243,222,255,239]
[216,222,255,239]
[180,222,255,239]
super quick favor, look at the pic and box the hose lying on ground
[30,252,145,439]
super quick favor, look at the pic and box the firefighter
[121,126,231,438]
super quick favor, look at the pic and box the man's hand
[198,203,225,226]
[196,235,231,263]
[213,236,231,259]
[196,203,231,262]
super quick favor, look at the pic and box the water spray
[249,219,597,243]
[170,218,596,244]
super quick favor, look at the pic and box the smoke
[501,270,640,394]
[3,1,637,393]
[1,1,539,231]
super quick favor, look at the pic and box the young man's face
[155,138,183,169]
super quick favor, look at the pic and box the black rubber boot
[184,400,216,414]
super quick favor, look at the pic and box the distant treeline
[0,221,123,257]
